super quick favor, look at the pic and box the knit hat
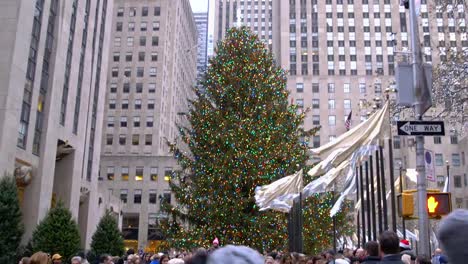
[438,209,468,264]
[399,239,411,250]
[213,237,219,245]
[207,245,264,264]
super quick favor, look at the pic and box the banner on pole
[424,149,435,182]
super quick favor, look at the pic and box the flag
[254,170,303,213]
[345,111,352,131]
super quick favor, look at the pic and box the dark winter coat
[360,256,381,264]
[379,254,404,264]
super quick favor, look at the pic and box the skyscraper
[0,0,114,248]
[99,0,197,250]
[212,0,468,208]
[194,12,209,79]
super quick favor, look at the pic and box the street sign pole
[409,0,430,256]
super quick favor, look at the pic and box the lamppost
[399,161,406,239]
[446,160,450,192]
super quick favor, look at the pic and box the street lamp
[446,160,450,192]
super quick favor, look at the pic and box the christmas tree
[89,211,125,261]
[0,174,24,263]
[163,27,312,251]
[29,202,81,261]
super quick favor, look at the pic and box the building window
[129,7,136,17]
[145,134,152,145]
[117,7,124,16]
[127,37,134,46]
[116,22,122,31]
[328,115,336,125]
[111,67,118,77]
[109,99,116,109]
[435,153,443,166]
[329,135,336,142]
[146,116,153,127]
[344,99,351,109]
[152,21,160,31]
[107,116,115,127]
[154,6,161,16]
[120,116,127,127]
[140,22,147,32]
[328,83,335,93]
[312,83,319,93]
[121,167,129,181]
[114,37,121,47]
[393,136,401,149]
[149,67,157,77]
[135,167,143,181]
[125,52,132,62]
[148,99,155,109]
[296,83,304,93]
[437,175,445,187]
[149,189,157,204]
[124,67,131,77]
[137,67,144,77]
[312,99,320,109]
[163,193,171,204]
[344,83,350,93]
[151,52,158,61]
[107,167,115,180]
[135,99,142,109]
[122,99,129,109]
[359,83,366,94]
[296,99,304,109]
[454,175,462,188]
[139,36,146,46]
[113,52,120,62]
[313,136,320,148]
[142,6,148,16]
[164,168,173,181]
[152,36,159,46]
[133,116,140,127]
[120,189,128,203]
[134,189,142,204]
[312,115,320,125]
[106,134,113,145]
[138,52,145,61]
[328,99,336,109]
[434,136,442,144]
[452,153,461,166]
[150,167,158,181]
[136,83,143,93]
[110,83,117,93]
[119,134,126,145]
[148,83,156,93]
[132,134,140,145]
[450,135,458,144]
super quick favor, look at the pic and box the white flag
[254,170,303,212]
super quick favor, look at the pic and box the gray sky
[190,0,208,12]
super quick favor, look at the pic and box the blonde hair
[30,252,50,264]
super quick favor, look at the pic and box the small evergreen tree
[0,174,24,263]
[89,211,124,261]
[30,202,81,261]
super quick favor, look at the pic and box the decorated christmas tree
[29,203,81,261]
[163,27,351,253]
[0,174,24,263]
[89,211,125,262]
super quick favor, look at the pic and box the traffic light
[398,192,414,217]
[427,192,452,216]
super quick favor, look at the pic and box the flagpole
[375,150,383,234]
[365,160,372,241]
[369,156,377,240]
[359,165,366,244]
[356,167,361,248]
[379,145,389,230]
[388,138,397,232]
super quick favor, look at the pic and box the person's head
[280,253,293,264]
[355,248,365,259]
[343,248,353,258]
[378,231,400,255]
[30,252,51,264]
[438,209,468,264]
[265,256,275,264]
[185,249,207,264]
[434,248,443,255]
[364,241,380,257]
[160,254,170,264]
[100,254,113,264]
[212,238,219,248]
[20,257,31,264]
[415,255,431,264]
[168,259,184,264]
[207,245,264,264]
[71,256,82,264]
[325,250,335,261]
[51,254,62,264]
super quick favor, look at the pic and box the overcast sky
[190,0,208,12]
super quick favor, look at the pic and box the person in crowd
[71,256,82,264]
[206,245,264,264]
[185,249,208,264]
[19,257,30,264]
[415,255,431,264]
[437,209,468,264]
[150,254,160,264]
[168,258,184,264]
[399,239,415,263]
[100,254,114,264]
[431,248,448,264]
[159,254,170,264]
[128,254,141,264]
[378,230,405,264]
[30,252,51,264]
[280,253,293,264]
[264,256,275,264]
[361,241,380,264]
[51,254,62,264]
[353,248,365,263]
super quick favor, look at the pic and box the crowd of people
[17,209,467,264]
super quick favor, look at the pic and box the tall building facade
[0,0,114,248]
[194,12,209,79]
[212,0,468,210]
[99,0,197,251]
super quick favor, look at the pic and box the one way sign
[397,121,445,136]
